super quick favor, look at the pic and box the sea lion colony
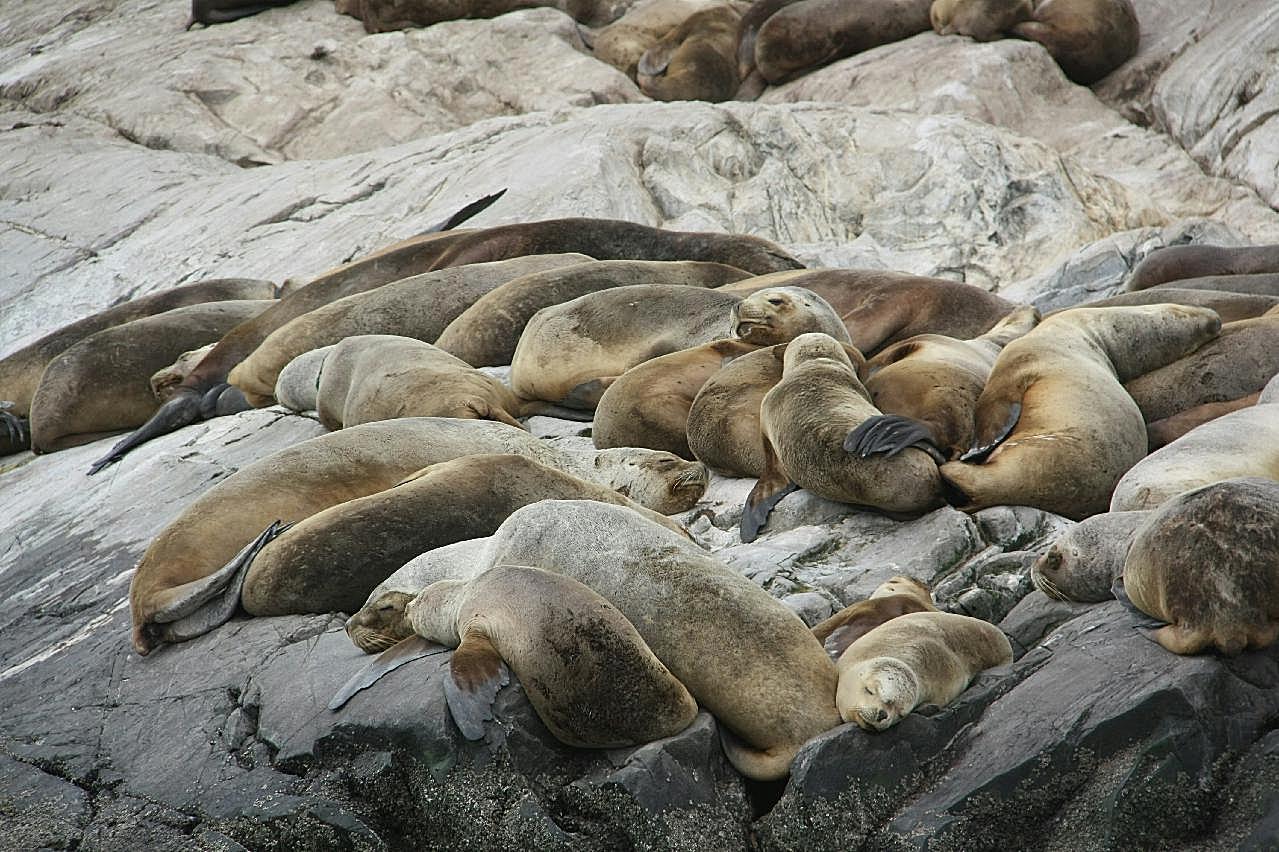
[3,180,1277,779]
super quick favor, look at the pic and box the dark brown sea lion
[1126,244,1279,291]
[1145,274,1279,297]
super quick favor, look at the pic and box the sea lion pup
[186,0,298,28]
[510,284,745,409]
[130,418,706,652]
[151,344,217,404]
[1126,244,1279,291]
[404,565,699,747]
[1074,287,1279,324]
[848,306,1041,462]
[743,333,944,542]
[749,0,933,85]
[1120,478,1279,656]
[593,339,762,457]
[28,300,274,453]
[423,218,804,275]
[227,253,589,406]
[133,453,685,654]
[835,611,1012,731]
[1030,510,1146,603]
[939,305,1222,521]
[1109,375,1279,513]
[636,5,744,102]
[811,576,937,661]
[0,277,274,453]
[1122,312,1279,424]
[592,0,712,79]
[435,259,751,368]
[278,335,569,429]
[719,269,1018,356]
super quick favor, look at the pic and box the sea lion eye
[377,603,394,612]
[767,297,785,306]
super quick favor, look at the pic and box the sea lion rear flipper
[419,189,508,235]
[561,377,615,410]
[0,403,30,451]
[153,520,292,644]
[741,439,796,543]
[87,391,205,475]
[844,415,944,462]
[1111,575,1166,632]
[960,401,1021,463]
[444,628,511,740]
[328,635,450,711]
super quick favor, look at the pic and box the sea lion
[1121,477,1279,655]
[509,284,744,409]
[1126,244,1279,291]
[187,0,299,28]
[1109,375,1279,513]
[593,339,762,458]
[734,0,800,97]
[811,576,938,660]
[1029,510,1146,603]
[228,254,589,406]
[435,259,751,368]
[1145,391,1263,449]
[636,4,743,102]
[592,0,712,79]
[749,0,933,85]
[85,190,505,473]
[939,305,1223,520]
[1122,314,1279,423]
[28,300,274,453]
[719,268,1018,356]
[404,564,699,747]
[0,277,275,453]
[1074,287,1279,323]
[151,344,217,404]
[743,333,944,542]
[686,343,787,477]
[1145,274,1279,297]
[848,305,1040,462]
[132,453,685,655]
[730,286,852,346]
[834,611,1012,730]
[930,0,1028,41]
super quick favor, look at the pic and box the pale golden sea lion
[939,305,1222,520]
[835,611,1012,730]
[1126,244,1279,291]
[636,4,743,102]
[405,564,699,747]
[811,576,938,660]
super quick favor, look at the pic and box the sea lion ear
[328,635,448,711]
[740,438,797,543]
[444,628,511,740]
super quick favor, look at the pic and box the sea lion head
[869,576,933,606]
[732,287,851,346]
[593,449,709,513]
[1030,512,1145,603]
[346,591,417,653]
[150,343,216,403]
[405,579,468,646]
[781,332,856,373]
[839,657,919,731]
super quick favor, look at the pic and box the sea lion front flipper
[328,635,450,711]
[741,438,797,543]
[154,520,293,644]
[960,401,1021,463]
[444,628,511,740]
[419,189,508,235]
[87,391,205,475]
[843,415,944,462]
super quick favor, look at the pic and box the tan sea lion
[510,284,744,409]
[28,300,274,453]
[930,0,1028,41]
[811,576,938,660]
[939,305,1223,521]
[228,254,589,407]
[404,565,698,747]
[719,269,1019,356]
[1074,287,1279,323]
[1109,375,1279,513]
[1030,510,1147,603]
[749,0,933,85]
[435,259,751,368]
[730,286,852,346]
[835,611,1012,730]
[686,343,788,477]
[1120,478,1279,655]
[636,4,743,102]
[592,0,712,78]
[1126,244,1279,291]
[743,333,945,542]
[847,305,1040,462]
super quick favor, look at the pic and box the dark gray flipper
[960,401,1022,463]
[741,480,797,544]
[444,640,511,741]
[329,635,450,711]
[87,391,204,475]
[844,415,945,463]
[0,403,29,452]
[202,383,252,417]
[420,189,507,235]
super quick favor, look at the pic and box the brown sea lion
[227,253,589,406]
[636,5,743,102]
[28,300,274,453]
[930,0,1028,40]
[835,611,1012,730]
[1121,478,1279,655]
[734,0,801,96]
[592,0,712,79]
[509,284,744,409]
[1073,287,1279,323]
[1126,244,1279,291]
[743,333,945,542]
[939,305,1222,520]
[187,0,299,29]
[686,343,787,476]
[730,286,852,345]
[435,259,751,367]
[403,565,699,747]
[811,576,938,660]
[719,268,1018,356]
[1146,274,1279,297]
[1145,392,1263,450]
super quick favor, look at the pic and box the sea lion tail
[419,189,508,235]
[87,391,206,475]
